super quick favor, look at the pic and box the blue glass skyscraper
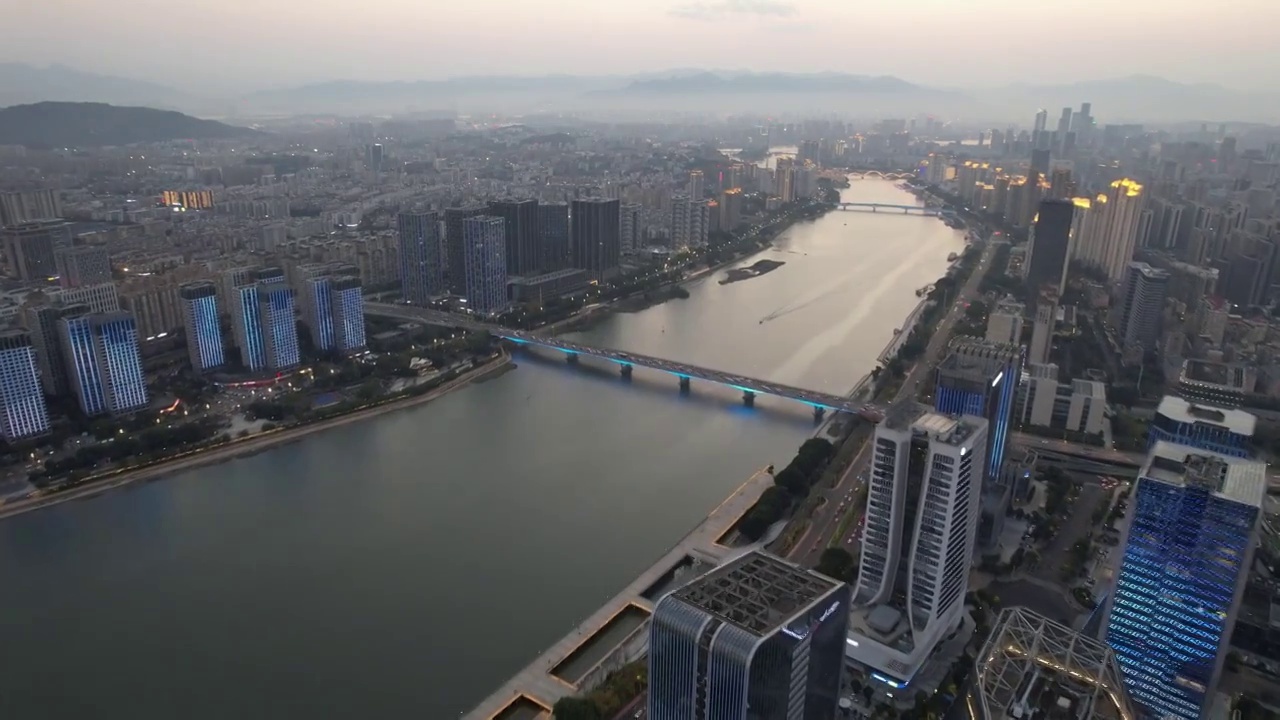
[0,330,51,440]
[58,311,148,416]
[304,275,366,355]
[180,282,225,373]
[933,338,1022,485]
[1102,441,1264,720]
[257,281,299,370]
[649,551,850,720]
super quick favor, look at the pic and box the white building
[984,297,1024,345]
[847,405,988,691]
[1017,363,1108,436]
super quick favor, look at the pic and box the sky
[4,0,1279,93]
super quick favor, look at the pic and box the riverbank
[0,352,514,522]
[720,259,785,285]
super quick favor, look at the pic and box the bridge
[366,302,886,422]
[847,171,917,180]
[836,202,940,216]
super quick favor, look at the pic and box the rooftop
[670,551,838,637]
[1180,359,1249,390]
[1145,441,1266,509]
[1155,395,1257,436]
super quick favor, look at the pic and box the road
[1010,432,1143,466]
[788,239,1001,566]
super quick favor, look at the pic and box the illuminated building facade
[0,331,51,440]
[1074,179,1145,283]
[1147,395,1255,458]
[648,551,850,720]
[161,190,214,210]
[257,281,299,370]
[304,275,365,355]
[180,282,224,373]
[58,311,148,417]
[1102,442,1263,720]
[933,338,1021,489]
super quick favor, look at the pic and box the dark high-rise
[444,206,489,295]
[934,339,1021,490]
[570,199,621,282]
[397,211,443,305]
[1029,148,1051,179]
[537,202,569,271]
[648,551,850,720]
[1025,199,1074,295]
[487,199,540,277]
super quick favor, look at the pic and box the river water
[0,180,963,719]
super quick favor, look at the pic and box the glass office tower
[0,330,51,440]
[933,338,1021,486]
[649,551,850,720]
[59,311,148,416]
[1103,441,1263,720]
[180,282,225,373]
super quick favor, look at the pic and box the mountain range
[2,63,1278,124]
[0,102,261,148]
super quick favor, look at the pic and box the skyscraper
[1116,261,1169,351]
[58,311,149,417]
[570,199,621,282]
[619,202,641,254]
[846,405,988,692]
[462,216,508,315]
[179,282,225,373]
[933,339,1021,487]
[1025,199,1073,295]
[23,301,88,396]
[2,220,71,282]
[1103,442,1264,720]
[687,169,704,200]
[648,550,850,720]
[0,330,50,440]
[303,275,366,355]
[1076,179,1146,283]
[538,202,570,270]
[487,199,540,277]
[257,281,300,370]
[0,189,62,226]
[397,211,443,304]
[444,205,488,295]
[1032,109,1049,148]
[1029,148,1051,179]
[228,269,278,371]
[55,245,112,288]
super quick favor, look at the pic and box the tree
[815,547,857,582]
[551,697,601,720]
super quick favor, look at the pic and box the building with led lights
[1072,179,1145,283]
[1102,441,1264,720]
[304,275,365,355]
[228,268,285,371]
[257,281,299,370]
[1147,395,1255,458]
[845,404,988,693]
[179,282,224,373]
[973,607,1134,720]
[0,330,51,440]
[461,216,508,316]
[933,338,1021,490]
[58,311,149,417]
[648,550,850,720]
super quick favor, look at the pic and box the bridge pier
[678,376,691,394]
[565,352,579,365]
[619,363,632,380]
[742,391,755,408]
[813,406,826,421]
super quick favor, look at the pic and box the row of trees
[739,438,836,541]
[34,416,227,483]
[550,661,647,720]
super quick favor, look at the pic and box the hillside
[0,102,262,148]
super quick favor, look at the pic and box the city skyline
[3,0,1279,93]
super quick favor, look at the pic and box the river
[0,180,964,719]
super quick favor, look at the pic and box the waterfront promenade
[464,468,777,719]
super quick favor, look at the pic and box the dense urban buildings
[1103,442,1264,720]
[397,211,443,304]
[846,405,987,693]
[648,551,850,720]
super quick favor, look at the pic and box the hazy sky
[5,0,1278,92]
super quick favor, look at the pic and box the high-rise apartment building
[54,245,112,288]
[443,205,488,295]
[303,275,365,355]
[847,405,988,692]
[179,282,224,373]
[257,281,300,370]
[2,220,71,281]
[570,199,621,282]
[687,169,704,200]
[1026,199,1073,295]
[1116,261,1169,351]
[1027,291,1056,365]
[397,211,443,305]
[487,199,540,277]
[538,202,570,270]
[1103,442,1264,720]
[0,330,51,440]
[462,216,508,315]
[933,339,1021,486]
[1074,179,1146,283]
[0,189,62,226]
[58,311,149,416]
[720,187,743,231]
[649,550,850,720]
[619,203,640,254]
[23,301,88,396]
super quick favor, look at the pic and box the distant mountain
[972,75,1280,123]
[0,63,185,109]
[0,102,263,148]
[606,72,927,96]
